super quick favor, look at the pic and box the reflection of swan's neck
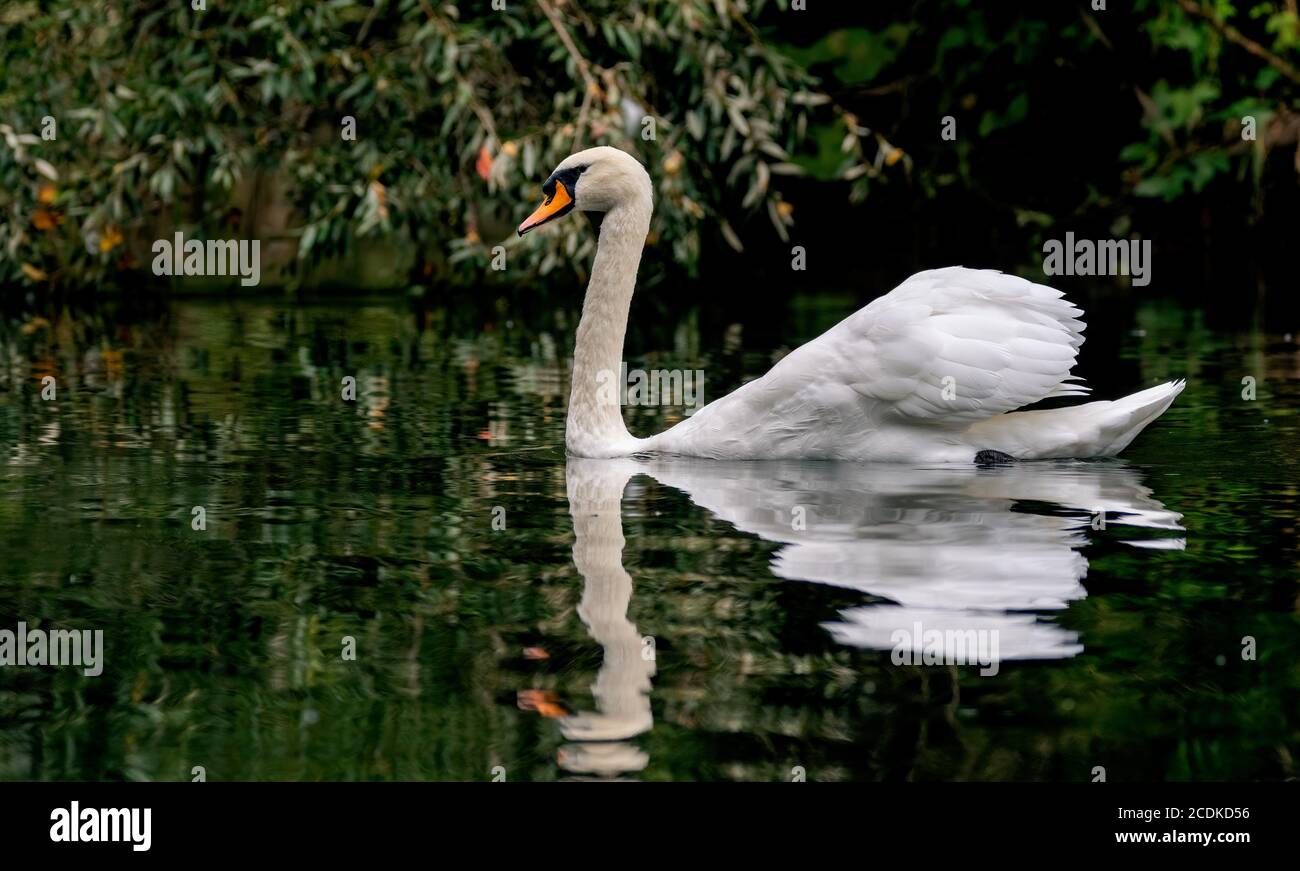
[562,461,655,767]
[571,499,650,724]
[567,195,652,455]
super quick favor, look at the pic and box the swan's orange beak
[517,181,573,236]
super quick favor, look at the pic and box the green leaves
[0,0,855,289]
[977,92,1028,138]
[6,0,1292,290]
[1147,80,1222,135]
[1133,152,1232,200]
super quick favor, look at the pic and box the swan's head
[517,146,651,236]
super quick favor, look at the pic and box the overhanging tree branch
[1176,0,1300,85]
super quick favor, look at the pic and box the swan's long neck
[566,193,652,456]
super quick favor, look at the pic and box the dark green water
[1,289,1297,781]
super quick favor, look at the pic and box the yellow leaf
[20,263,47,282]
[369,180,388,220]
[99,225,123,252]
[33,208,60,231]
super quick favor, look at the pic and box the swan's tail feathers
[1089,379,1186,456]
[964,379,1186,460]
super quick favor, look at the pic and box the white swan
[518,146,1184,463]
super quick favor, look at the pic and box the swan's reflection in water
[556,460,656,780]
[557,457,1184,778]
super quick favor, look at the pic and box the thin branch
[537,0,600,95]
[1079,8,1114,51]
[357,0,382,45]
[572,87,593,153]
[1176,0,1300,85]
[415,0,499,146]
[470,104,499,149]
[841,75,919,98]
[537,0,602,151]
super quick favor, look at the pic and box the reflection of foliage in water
[0,292,1297,781]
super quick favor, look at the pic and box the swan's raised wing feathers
[649,267,1094,460]
[842,268,1087,423]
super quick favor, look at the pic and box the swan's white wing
[842,267,1087,422]
[649,267,1087,459]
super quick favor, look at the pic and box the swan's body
[518,146,1183,463]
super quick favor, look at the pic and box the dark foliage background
[1,0,1296,310]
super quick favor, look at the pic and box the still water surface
[1,290,1296,781]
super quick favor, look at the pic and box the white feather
[645,268,1181,461]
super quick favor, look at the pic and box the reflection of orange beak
[517,688,569,718]
[517,181,573,236]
